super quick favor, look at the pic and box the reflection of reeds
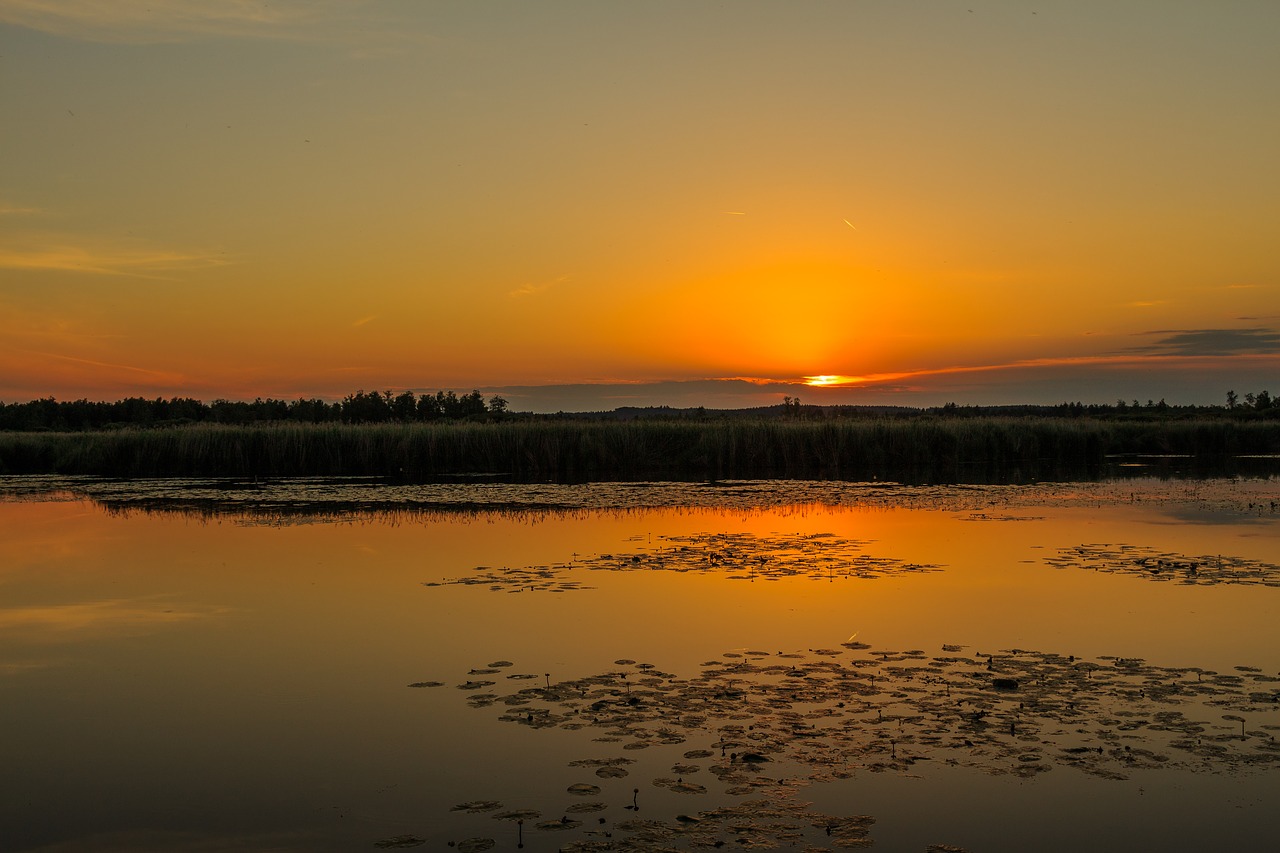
[1,418,1276,481]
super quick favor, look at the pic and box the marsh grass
[0,417,1276,482]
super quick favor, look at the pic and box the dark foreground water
[2,475,1278,852]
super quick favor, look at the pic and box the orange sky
[2,1,1278,411]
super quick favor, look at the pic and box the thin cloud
[508,275,567,299]
[0,237,230,279]
[352,315,377,328]
[19,349,188,385]
[0,0,426,47]
[1130,328,1280,357]
[0,202,40,216]
[0,0,310,41]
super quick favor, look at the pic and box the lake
[2,474,1278,852]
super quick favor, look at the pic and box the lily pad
[455,839,495,853]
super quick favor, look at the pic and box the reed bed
[1,417,1276,482]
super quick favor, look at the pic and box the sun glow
[803,375,861,387]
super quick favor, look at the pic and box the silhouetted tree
[416,393,442,420]
[390,391,417,421]
[341,390,392,423]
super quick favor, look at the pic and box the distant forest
[0,388,1277,432]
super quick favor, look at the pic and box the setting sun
[804,375,858,387]
[1,2,1277,411]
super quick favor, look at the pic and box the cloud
[16,349,188,384]
[0,236,230,278]
[0,0,305,41]
[1130,328,1280,357]
[0,202,40,216]
[509,275,567,299]
[489,378,885,413]
[0,0,421,47]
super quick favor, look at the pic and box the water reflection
[1,477,1277,852]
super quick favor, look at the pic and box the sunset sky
[2,1,1277,412]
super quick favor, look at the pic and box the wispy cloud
[0,236,230,279]
[0,0,305,41]
[1130,328,1280,357]
[20,349,185,382]
[509,275,567,299]
[0,0,423,47]
[352,315,377,327]
[0,202,41,216]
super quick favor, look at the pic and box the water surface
[2,476,1277,851]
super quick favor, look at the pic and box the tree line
[0,388,1275,432]
[0,390,510,431]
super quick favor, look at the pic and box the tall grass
[1,417,1276,482]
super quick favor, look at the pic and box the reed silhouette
[1,416,1276,482]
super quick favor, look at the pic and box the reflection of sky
[0,597,224,637]
[1149,506,1280,526]
[2,488,1278,851]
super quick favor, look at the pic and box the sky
[2,1,1278,412]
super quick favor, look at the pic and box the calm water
[2,476,1278,852]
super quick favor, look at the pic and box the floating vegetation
[453,839,494,853]
[564,801,607,814]
[426,531,941,593]
[450,801,503,814]
[1047,543,1280,587]
[570,757,636,779]
[373,835,425,848]
[961,512,1045,522]
[15,473,1279,526]
[613,795,874,849]
[433,641,1278,848]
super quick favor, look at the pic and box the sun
[803,375,856,387]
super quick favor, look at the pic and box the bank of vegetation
[2,410,1277,483]
[2,388,1279,432]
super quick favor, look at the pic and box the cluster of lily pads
[423,531,940,594]
[404,640,1278,849]
[18,473,1279,525]
[1045,543,1280,587]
